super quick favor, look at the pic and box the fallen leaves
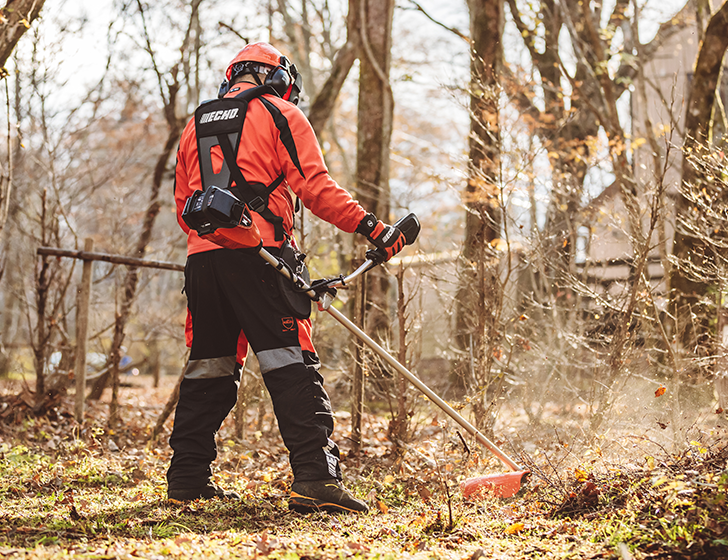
[689,441,707,454]
[346,541,370,552]
[254,530,279,556]
[574,468,589,483]
[376,497,389,514]
[416,484,432,504]
[655,386,667,397]
[0,370,726,560]
[130,468,147,482]
[504,522,525,535]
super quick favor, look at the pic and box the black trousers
[166,248,342,491]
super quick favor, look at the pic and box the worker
[168,42,406,514]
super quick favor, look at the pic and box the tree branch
[403,0,468,41]
[0,0,46,73]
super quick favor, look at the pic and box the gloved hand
[356,213,406,261]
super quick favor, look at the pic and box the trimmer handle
[307,213,421,305]
[395,212,421,246]
[369,212,421,263]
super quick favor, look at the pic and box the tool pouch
[276,240,312,320]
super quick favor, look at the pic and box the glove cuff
[355,213,378,236]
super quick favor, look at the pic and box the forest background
[0,0,727,558]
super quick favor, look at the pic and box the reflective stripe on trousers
[257,346,303,374]
[184,355,237,379]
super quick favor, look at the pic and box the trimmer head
[460,470,531,499]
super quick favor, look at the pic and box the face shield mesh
[230,62,272,82]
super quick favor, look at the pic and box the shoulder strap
[194,85,287,241]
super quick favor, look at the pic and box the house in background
[382,1,727,371]
[580,0,728,306]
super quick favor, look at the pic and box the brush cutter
[259,213,530,499]
[179,132,527,497]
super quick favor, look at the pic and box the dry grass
[0,374,726,559]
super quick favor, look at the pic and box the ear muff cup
[265,67,292,98]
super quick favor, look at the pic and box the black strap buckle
[248,196,266,213]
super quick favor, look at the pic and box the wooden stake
[74,238,94,423]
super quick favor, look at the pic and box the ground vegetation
[1,377,726,559]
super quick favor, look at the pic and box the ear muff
[265,66,292,98]
[263,56,302,105]
[221,53,302,104]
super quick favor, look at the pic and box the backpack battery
[182,186,250,236]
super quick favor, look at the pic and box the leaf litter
[0,375,726,559]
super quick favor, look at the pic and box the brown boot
[289,479,368,514]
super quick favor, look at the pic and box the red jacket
[175,82,367,255]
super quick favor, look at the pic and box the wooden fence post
[74,238,93,423]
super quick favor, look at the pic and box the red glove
[356,213,406,261]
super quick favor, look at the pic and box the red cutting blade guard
[460,470,531,499]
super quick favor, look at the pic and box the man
[169,42,406,514]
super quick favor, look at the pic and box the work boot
[167,482,241,501]
[289,479,369,514]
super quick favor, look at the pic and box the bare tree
[505,0,689,291]
[307,0,361,138]
[452,0,505,431]
[6,18,113,408]
[669,0,728,348]
[0,0,46,238]
[356,0,395,338]
[88,1,201,423]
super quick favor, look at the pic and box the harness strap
[217,133,286,241]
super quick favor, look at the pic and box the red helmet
[225,42,284,80]
[222,42,302,104]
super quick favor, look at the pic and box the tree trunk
[149,366,185,442]
[0,0,45,240]
[149,336,161,388]
[453,0,504,393]
[350,250,367,455]
[307,0,360,138]
[355,0,394,341]
[32,190,54,409]
[0,0,46,72]
[670,0,728,348]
